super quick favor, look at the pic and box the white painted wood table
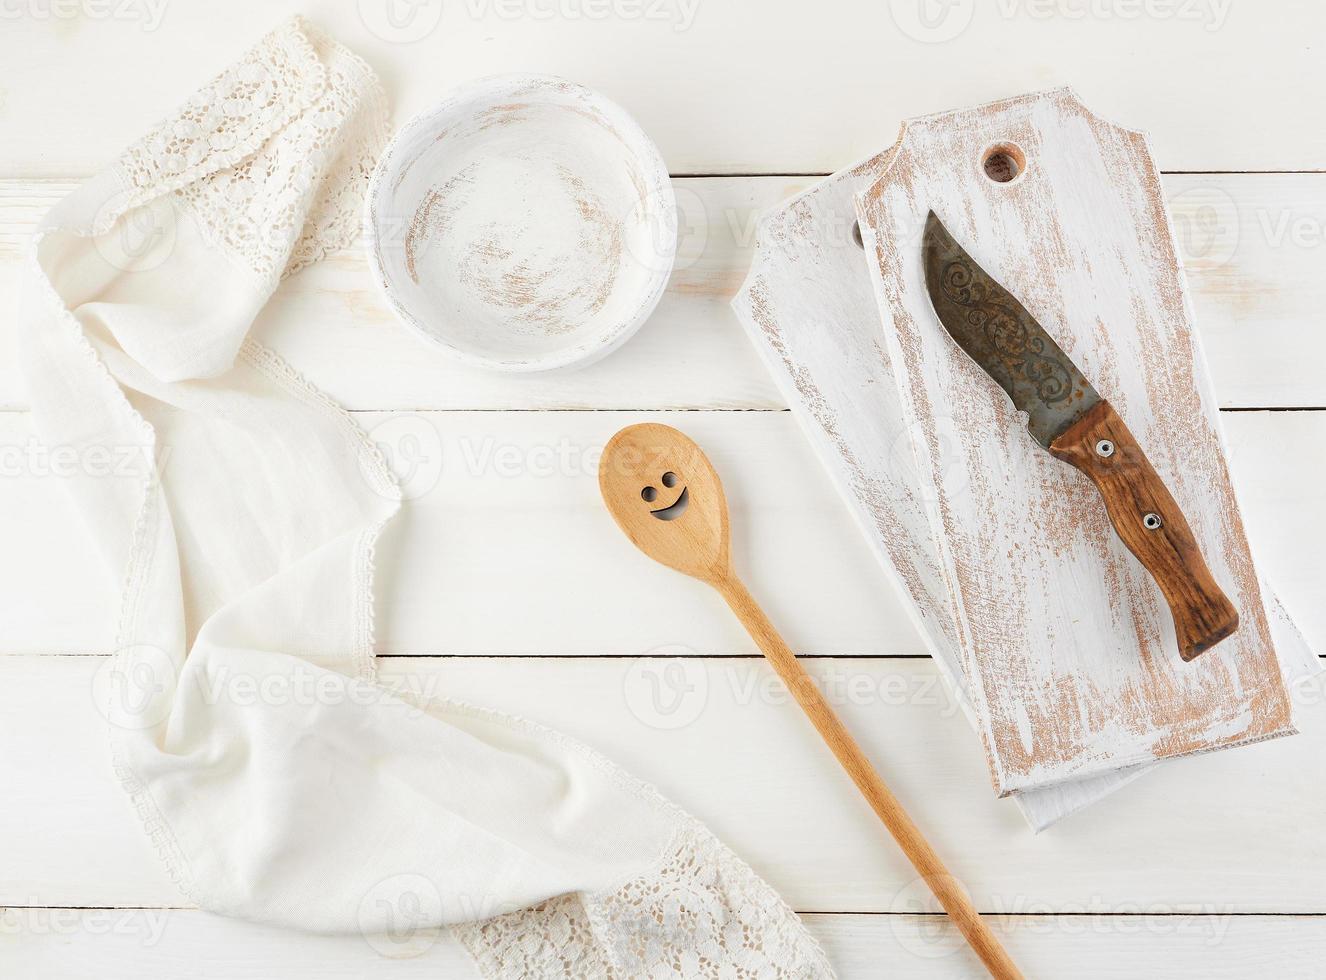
[2,3,1324,977]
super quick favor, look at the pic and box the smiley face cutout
[640,470,689,520]
[599,423,732,583]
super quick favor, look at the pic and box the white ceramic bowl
[367,75,676,372]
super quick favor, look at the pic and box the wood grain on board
[4,655,1324,915]
[5,909,1324,980]
[1,2,1325,176]
[3,409,1321,663]
[733,136,1314,828]
[4,174,1326,412]
[854,90,1296,795]
[731,140,1157,826]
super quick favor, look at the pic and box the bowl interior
[372,78,674,370]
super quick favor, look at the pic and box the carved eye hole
[641,486,657,503]
[661,471,678,488]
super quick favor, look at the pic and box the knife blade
[921,211,1238,660]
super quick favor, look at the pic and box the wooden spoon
[599,422,1023,980]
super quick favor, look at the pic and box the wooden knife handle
[1048,399,1238,660]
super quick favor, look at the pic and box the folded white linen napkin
[19,17,830,977]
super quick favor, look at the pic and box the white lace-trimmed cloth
[19,18,832,978]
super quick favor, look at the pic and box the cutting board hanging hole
[981,142,1026,184]
[852,219,864,249]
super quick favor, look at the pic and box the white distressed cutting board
[854,89,1297,795]
[731,90,1316,825]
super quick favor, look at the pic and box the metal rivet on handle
[1095,439,1115,458]
[1143,513,1163,530]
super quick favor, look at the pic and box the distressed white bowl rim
[366,74,677,373]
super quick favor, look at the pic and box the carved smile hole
[651,487,689,521]
[643,472,688,520]
[981,142,1027,184]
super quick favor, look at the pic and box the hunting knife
[921,211,1238,660]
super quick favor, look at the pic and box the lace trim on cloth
[279,29,389,278]
[114,17,387,289]
[452,822,834,979]
[115,19,324,218]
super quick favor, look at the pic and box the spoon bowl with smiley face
[599,422,729,584]
[598,422,1023,980]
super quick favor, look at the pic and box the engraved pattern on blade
[922,212,1101,448]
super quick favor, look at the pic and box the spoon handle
[714,573,1024,980]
